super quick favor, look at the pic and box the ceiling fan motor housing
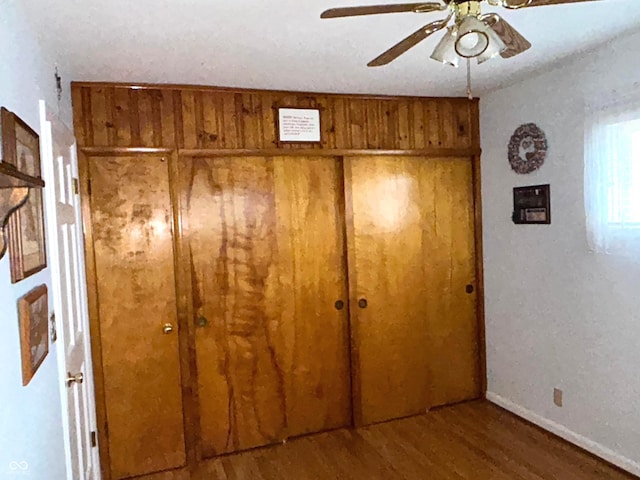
[454,1,482,19]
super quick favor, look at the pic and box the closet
[346,156,480,425]
[87,155,186,479]
[179,155,351,456]
[74,83,483,480]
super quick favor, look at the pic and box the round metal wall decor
[508,123,548,174]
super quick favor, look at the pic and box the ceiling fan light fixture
[454,16,489,59]
[321,0,535,72]
[430,26,460,68]
[477,24,507,64]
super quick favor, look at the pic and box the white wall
[481,29,640,475]
[0,2,73,479]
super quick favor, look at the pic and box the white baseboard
[486,392,640,478]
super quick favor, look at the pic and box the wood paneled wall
[71,83,480,153]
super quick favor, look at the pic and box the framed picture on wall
[1,107,42,178]
[18,284,49,386]
[512,184,551,225]
[8,187,47,283]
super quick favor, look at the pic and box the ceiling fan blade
[321,2,445,19]
[483,14,531,59]
[368,16,450,67]
[525,0,603,6]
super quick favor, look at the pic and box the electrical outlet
[553,388,563,407]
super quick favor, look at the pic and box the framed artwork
[512,184,551,224]
[18,285,49,386]
[1,107,42,178]
[8,187,47,283]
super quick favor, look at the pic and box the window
[584,93,640,257]
[606,118,640,224]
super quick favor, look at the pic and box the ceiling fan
[321,0,600,68]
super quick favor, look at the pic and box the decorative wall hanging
[0,107,45,261]
[508,123,547,174]
[8,186,47,283]
[276,107,322,143]
[1,107,42,177]
[18,284,49,386]
[512,184,551,224]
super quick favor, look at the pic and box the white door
[40,101,100,480]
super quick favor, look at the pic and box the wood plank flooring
[137,401,637,480]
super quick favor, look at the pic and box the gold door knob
[163,323,175,335]
[66,372,84,388]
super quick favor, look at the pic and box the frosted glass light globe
[455,16,490,58]
[459,32,481,51]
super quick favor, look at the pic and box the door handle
[66,372,84,388]
[195,316,209,328]
[163,323,175,334]
[358,298,368,309]
[334,300,345,311]
[465,284,474,294]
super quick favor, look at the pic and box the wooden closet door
[422,158,481,407]
[179,155,350,458]
[88,156,186,479]
[345,156,480,426]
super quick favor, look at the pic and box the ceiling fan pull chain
[467,57,473,100]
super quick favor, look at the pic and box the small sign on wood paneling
[277,108,321,143]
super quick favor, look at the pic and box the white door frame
[40,100,101,479]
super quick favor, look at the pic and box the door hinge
[87,179,92,196]
[72,178,80,195]
[90,431,97,448]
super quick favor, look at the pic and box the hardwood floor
[137,401,637,480]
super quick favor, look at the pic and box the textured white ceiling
[18,0,640,97]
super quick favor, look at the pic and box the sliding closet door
[422,158,481,408]
[273,157,351,439]
[179,155,350,458]
[345,156,430,425]
[88,156,186,479]
[345,156,480,425]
